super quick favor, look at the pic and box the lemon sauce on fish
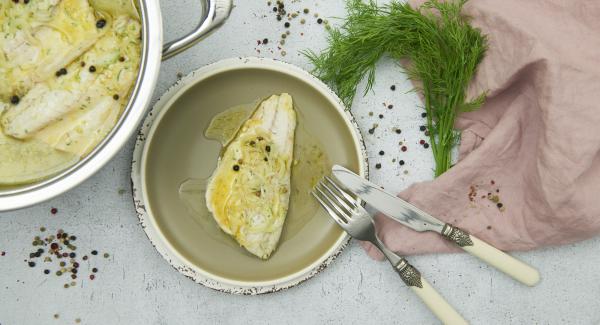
[179,97,330,259]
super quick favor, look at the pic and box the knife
[332,165,540,286]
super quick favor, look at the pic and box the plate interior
[143,67,360,283]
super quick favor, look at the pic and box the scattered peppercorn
[119,56,125,62]
[28,261,35,267]
[378,114,383,119]
[399,160,405,166]
[419,125,427,132]
[263,38,269,45]
[92,268,98,273]
[379,150,384,156]
[113,94,120,101]
[232,165,240,171]
[103,253,109,258]
[91,250,98,255]
[424,143,430,149]
[303,8,309,14]
[390,85,396,91]
[96,19,107,29]
[89,66,96,73]
[421,112,427,118]
[44,269,50,275]
[265,145,271,152]
[317,18,323,24]
[387,104,393,109]
[10,95,20,105]
[375,163,382,169]
[368,128,375,134]
[69,252,76,258]
[284,22,290,28]
[395,129,401,134]
[497,203,503,209]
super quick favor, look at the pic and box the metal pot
[0,0,232,211]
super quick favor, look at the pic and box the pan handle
[162,0,232,60]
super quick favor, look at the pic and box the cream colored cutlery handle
[462,235,540,286]
[394,259,467,325]
[410,278,468,325]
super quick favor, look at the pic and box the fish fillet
[0,0,104,101]
[205,94,297,259]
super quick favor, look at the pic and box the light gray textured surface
[1,1,599,324]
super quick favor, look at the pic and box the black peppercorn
[399,160,405,166]
[284,22,290,28]
[69,252,75,258]
[368,128,375,135]
[423,143,430,149]
[10,95,20,105]
[419,125,427,132]
[263,38,269,44]
[96,19,107,29]
[497,203,503,208]
[265,145,271,152]
[91,250,98,255]
[379,150,384,156]
[44,269,50,275]
[28,261,35,267]
[89,65,96,73]
[233,165,240,171]
[92,268,98,273]
[113,94,119,101]
[421,112,427,118]
[390,85,396,91]
[387,104,393,109]
[395,129,401,134]
[317,18,323,24]
[375,163,382,169]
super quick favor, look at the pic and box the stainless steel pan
[0,0,232,211]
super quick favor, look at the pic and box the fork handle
[441,224,540,287]
[396,260,468,325]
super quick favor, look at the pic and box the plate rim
[131,57,368,295]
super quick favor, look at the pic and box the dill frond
[305,0,487,177]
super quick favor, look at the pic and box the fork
[313,177,468,325]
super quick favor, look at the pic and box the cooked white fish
[1,16,141,156]
[0,0,104,101]
[205,94,297,259]
[0,103,78,185]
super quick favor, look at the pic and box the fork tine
[324,176,358,209]
[311,189,348,227]
[320,179,354,215]
[315,182,352,221]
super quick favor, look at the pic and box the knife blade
[332,165,446,233]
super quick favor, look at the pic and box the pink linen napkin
[364,0,600,259]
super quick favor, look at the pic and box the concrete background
[1,1,600,324]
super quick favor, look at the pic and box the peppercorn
[103,253,109,258]
[378,114,384,119]
[423,143,429,149]
[119,56,125,62]
[92,268,98,273]
[28,261,35,267]
[379,150,384,156]
[44,269,50,275]
[10,95,20,105]
[375,163,382,169]
[395,129,401,134]
[419,125,426,132]
[55,68,67,77]
[390,85,396,91]
[284,22,290,28]
[113,94,119,101]
[89,66,96,73]
[232,165,240,171]
[265,145,271,152]
[91,250,98,255]
[497,203,503,208]
[399,160,405,166]
[96,19,107,29]
[421,112,427,118]
[69,235,76,241]
[272,7,277,12]
[303,8,309,14]
[263,38,269,45]
[276,15,282,21]
[317,18,323,24]
[69,252,75,258]
[387,104,393,109]
[368,128,375,135]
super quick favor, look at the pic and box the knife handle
[395,259,468,325]
[442,225,540,286]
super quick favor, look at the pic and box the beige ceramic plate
[131,57,368,294]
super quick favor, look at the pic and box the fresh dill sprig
[304,0,487,177]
